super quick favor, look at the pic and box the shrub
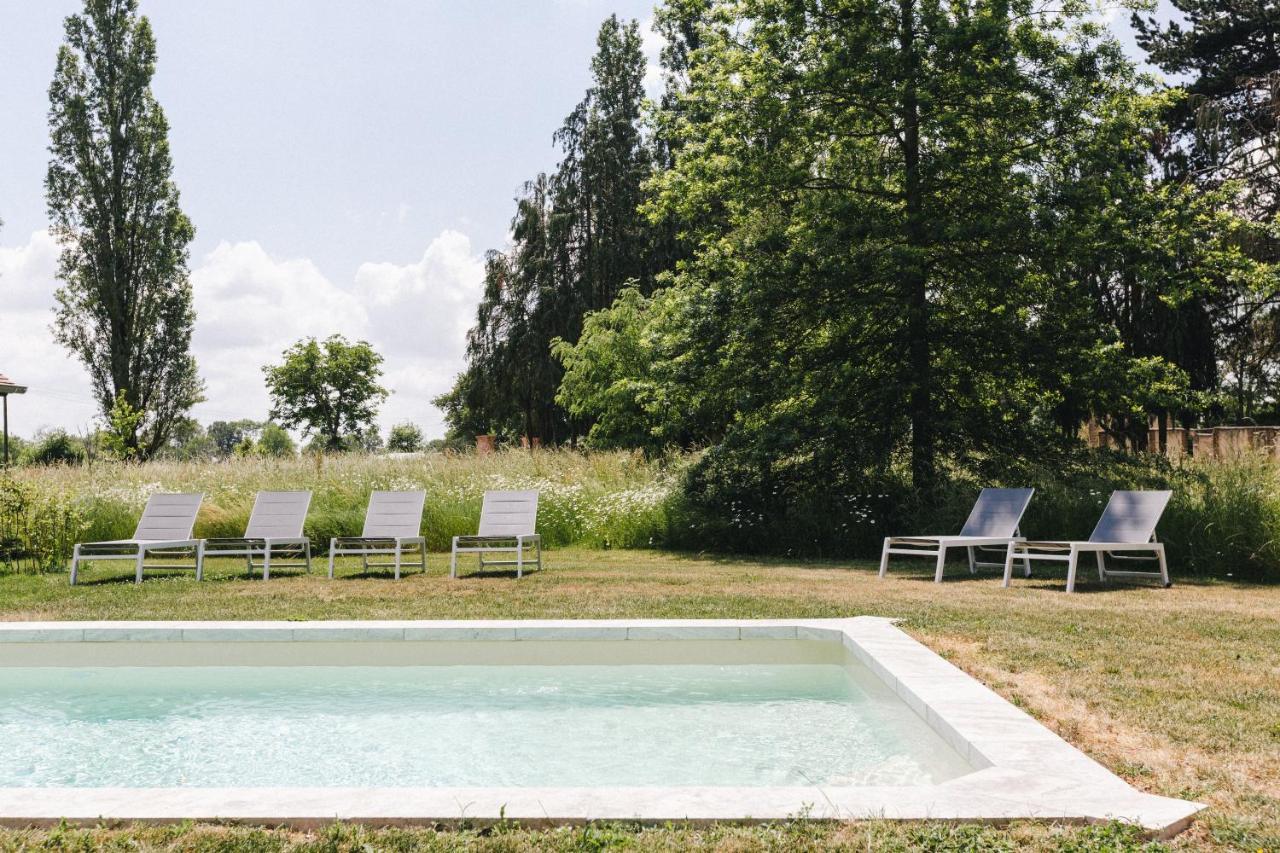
[669,445,1280,580]
[25,430,85,466]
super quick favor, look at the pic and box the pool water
[0,664,970,788]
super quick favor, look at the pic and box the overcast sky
[0,1,1164,441]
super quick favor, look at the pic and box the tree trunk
[899,0,934,490]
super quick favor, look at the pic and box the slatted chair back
[360,490,426,538]
[1089,490,1172,544]
[477,490,539,537]
[244,491,312,539]
[958,488,1035,537]
[132,493,203,541]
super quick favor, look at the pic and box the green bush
[0,477,86,571]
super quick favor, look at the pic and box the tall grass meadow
[0,449,681,573]
[3,446,1280,580]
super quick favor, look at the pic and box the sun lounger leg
[966,546,976,574]
[196,541,204,581]
[1065,546,1080,593]
[1157,543,1170,587]
[878,538,891,578]
[70,544,80,586]
[1022,550,1031,577]
[327,539,336,579]
[517,536,524,579]
[450,538,458,579]
[536,537,542,572]
[933,545,948,583]
[1002,543,1016,587]
[263,543,272,581]
[393,540,402,580]
[305,541,312,574]
[135,547,145,584]
[1095,550,1106,584]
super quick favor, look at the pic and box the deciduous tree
[263,336,388,452]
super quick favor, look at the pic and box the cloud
[353,229,484,432]
[0,228,485,441]
[0,230,99,436]
[190,240,371,426]
[641,17,665,99]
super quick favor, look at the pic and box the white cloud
[0,228,485,441]
[641,17,665,99]
[0,230,99,437]
[190,240,371,427]
[353,229,485,432]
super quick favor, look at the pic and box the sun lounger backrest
[478,490,539,537]
[1089,490,1172,543]
[958,488,1035,537]
[244,491,312,539]
[360,490,426,538]
[132,492,203,541]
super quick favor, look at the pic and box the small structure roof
[0,373,27,395]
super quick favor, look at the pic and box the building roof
[0,372,27,395]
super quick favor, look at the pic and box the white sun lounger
[327,490,426,580]
[1002,490,1172,593]
[879,487,1035,582]
[450,490,542,579]
[202,491,313,580]
[69,492,204,585]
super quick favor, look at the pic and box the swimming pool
[0,618,1202,836]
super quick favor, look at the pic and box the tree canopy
[263,336,388,452]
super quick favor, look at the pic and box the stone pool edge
[0,617,1204,838]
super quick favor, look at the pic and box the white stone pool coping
[0,617,1203,837]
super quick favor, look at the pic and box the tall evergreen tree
[46,0,203,459]
[440,15,657,444]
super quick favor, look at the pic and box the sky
[0,1,1167,443]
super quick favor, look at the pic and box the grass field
[0,551,1276,851]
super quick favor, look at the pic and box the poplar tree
[46,0,202,459]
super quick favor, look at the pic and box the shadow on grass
[451,568,542,580]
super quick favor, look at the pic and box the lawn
[0,550,1277,852]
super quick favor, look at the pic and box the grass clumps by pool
[0,817,1170,852]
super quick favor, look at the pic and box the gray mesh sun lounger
[450,490,542,579]
[327,490,426,579]
[879,488,1035,582]
[70,492,204,585]
[1002,490,1172,593]
[201,491,312,580]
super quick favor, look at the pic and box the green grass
[1,550,1277,851]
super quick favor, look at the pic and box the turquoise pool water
[0,664,970,787]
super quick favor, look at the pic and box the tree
[262,335,388,451]
[46,0,203,459]
[158,417,215,460]
[256,423,296,458]
[1134,2,1280,424]
[387,422,424,453]
[207,419,262,456]
[440,15,658,445]
[1134,0,1280,225]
